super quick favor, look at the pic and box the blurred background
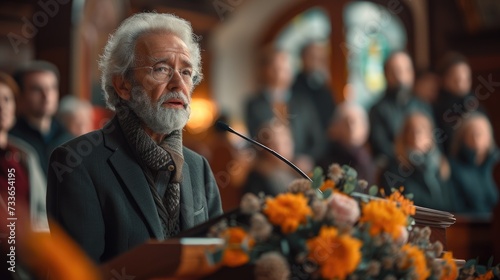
[1,0,500,261]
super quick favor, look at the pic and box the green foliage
[311,167,324,189]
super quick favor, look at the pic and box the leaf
[476,265,487,275]
[206,249,224,265]
[343,165,358,179]
[493,268,500,278]
[311,167,324,189]
[322,189,332,199]
[280,238,290,256]
[343,181,356,194]
[368,185,379,196]
[488,256,494,268]
[464,259,476,268]
[405,193,414,200]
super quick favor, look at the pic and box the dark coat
[449,147,499,214]
[46,117,223,263]
[433,89,486,155]
[383,148,452,211]
[245,90,325,161]
[10,117,73,175]
[369,89,432,164]
[318,141,376,184]
[292,72,336,131]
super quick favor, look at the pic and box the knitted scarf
[116,104,184,238]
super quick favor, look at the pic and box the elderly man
[46,13,223,263]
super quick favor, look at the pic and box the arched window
[275,7,331,74]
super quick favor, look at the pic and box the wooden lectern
[100,238,224,280]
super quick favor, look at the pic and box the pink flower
[326,193,360,226]
[396,225,409,245]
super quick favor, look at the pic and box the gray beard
[127,86,191,135]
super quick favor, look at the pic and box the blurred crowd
[240,42,499,216]
[0,43,498,225]
[0,61,103,231]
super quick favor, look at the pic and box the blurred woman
[449,113,499,214]
[242,120,300,196]
[383,112,452,211]
[0,72,47,231]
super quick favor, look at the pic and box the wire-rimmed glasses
[132,62,198,86]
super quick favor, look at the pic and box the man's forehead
[24,71,58,83]
[135,32,191,59]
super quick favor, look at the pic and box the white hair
[99,12,203,110]
[332,102,368,126]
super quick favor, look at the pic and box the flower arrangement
[207,164,500,280]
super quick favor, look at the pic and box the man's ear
[112,75,132,101]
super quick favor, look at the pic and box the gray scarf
[116,104,184,238]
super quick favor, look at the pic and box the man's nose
[167,71,190,96]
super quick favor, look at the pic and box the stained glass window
[343,1,407,108]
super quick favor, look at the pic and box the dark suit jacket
[46,117,223,263]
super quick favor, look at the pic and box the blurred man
[292,41,336,131]
[368,51,431,167]
[10,61,73,174]
[433,52,486,154]
[47,13,223,263]
[245,47,325,171]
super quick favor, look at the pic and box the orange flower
[359,200,407,239]
[440,252,458,280]
[221,227,255,267]
[307,226,362,280]
[263,193,312,234]
[387,189,416,216]
[476,270,494,280]
[400,244,430,280]
[320,180,335,192]
[21,224,101,280]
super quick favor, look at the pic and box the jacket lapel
[180,160,194,230]
[103,118,164,240]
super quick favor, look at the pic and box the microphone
[215,121,312,182]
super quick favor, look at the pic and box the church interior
[1,0,500,278]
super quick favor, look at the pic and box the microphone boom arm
[216,121,312,182]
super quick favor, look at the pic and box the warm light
[186,98,217,134]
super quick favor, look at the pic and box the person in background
[10,60,73,174]
[245,47,325,172]
[368,51,431,168]
[292,41,336,132]
[319,103,376,184]
[383,112,452,211]
[0,72,47,231]
[414,70,439,105]
[433,52,486,155]
[46,13,223,263]
[242,120,299,197]
[57,95,94,137]
[448,113,499,215]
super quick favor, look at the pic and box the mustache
[158,92,190,109]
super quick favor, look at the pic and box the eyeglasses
[132,62,198,85]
